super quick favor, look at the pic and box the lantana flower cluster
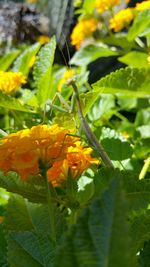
[71,0,150,49]
[71,18,98,49]
[95,0,120,14]
[0,125,99,187]
[109,8,134,32]
[0,71,26,94]
[58,69,75,92]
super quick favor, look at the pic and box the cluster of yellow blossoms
[110,0,150,32]
[0,71,26,94]
[37,35,50,45]
[110,8,134,32]
[71,0,150,47]
[0,125,98,187]
[58,69,75,92]
[26,0,38,3]
[71,18,98,49]
[95,0,120,13]
[135,0,150,11]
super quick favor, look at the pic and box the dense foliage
[0,1,150,266]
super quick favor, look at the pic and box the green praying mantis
[47,77,113,169]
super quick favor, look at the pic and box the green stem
[4,109,10,131]
[139,156,150,180]
[43,168,56,244]
[70,80,114,168]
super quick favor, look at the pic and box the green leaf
[13,43,41,76]
[135,109,150,127]
[139,240,150,267]
[103,33,135,50]
[0,91,36,113]
[0,188,9,205]
[87,94,116,122]
[5,195,34,231]
[55,174,135,267]
[130,210,150,253]
[94,168,150,211]
[94,127,133,160]
[134,138,150,159]
[92,67,150,97]
[33,37,56,106]
[118,51,149,68]
[0,224,8,267]
[101,138,133,160]
[83,0,97,14]
[123,175,150,211]
[70,44,118,66]
[6,196,55,267]
[0,171,46,203]
[137,125,150,139]
[77,170,95,204]
[128,9,150,41]
[0,50,20,71]
[80,90,103,117]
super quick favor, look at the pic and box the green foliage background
[0,0,150,267]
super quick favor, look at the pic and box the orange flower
[71,18,98,49]
[109,8,134,32]
[0,125,99,186]
[47,141,99,187]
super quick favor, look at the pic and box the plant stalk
[139,156,150,180]
[43,168,56,244]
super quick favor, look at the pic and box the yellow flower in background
[58,69,75,92]
[37,35,50,45]
[0,71,26,94]
[135,0,150,11]
[0,125,98,186]
[71,18,98,49]
[95,0,120,13]
[26,0,38,3]
[109,8,134,32]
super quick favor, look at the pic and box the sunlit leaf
[0,50,20,71]
[70,44,118,66]
[33,37,56,107]
[128,9,150,41]
[92,67,150,97]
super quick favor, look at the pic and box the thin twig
[70,80,114,168]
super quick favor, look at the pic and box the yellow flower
[95,0,120,13]
[0,71,26,94]
[109,8,134,32]
[71,18,98,49]
[0,125,99,186]
[58,69,75,92]
[37,35,50,45]
[26,0,38,3]
[135,0,150,11]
